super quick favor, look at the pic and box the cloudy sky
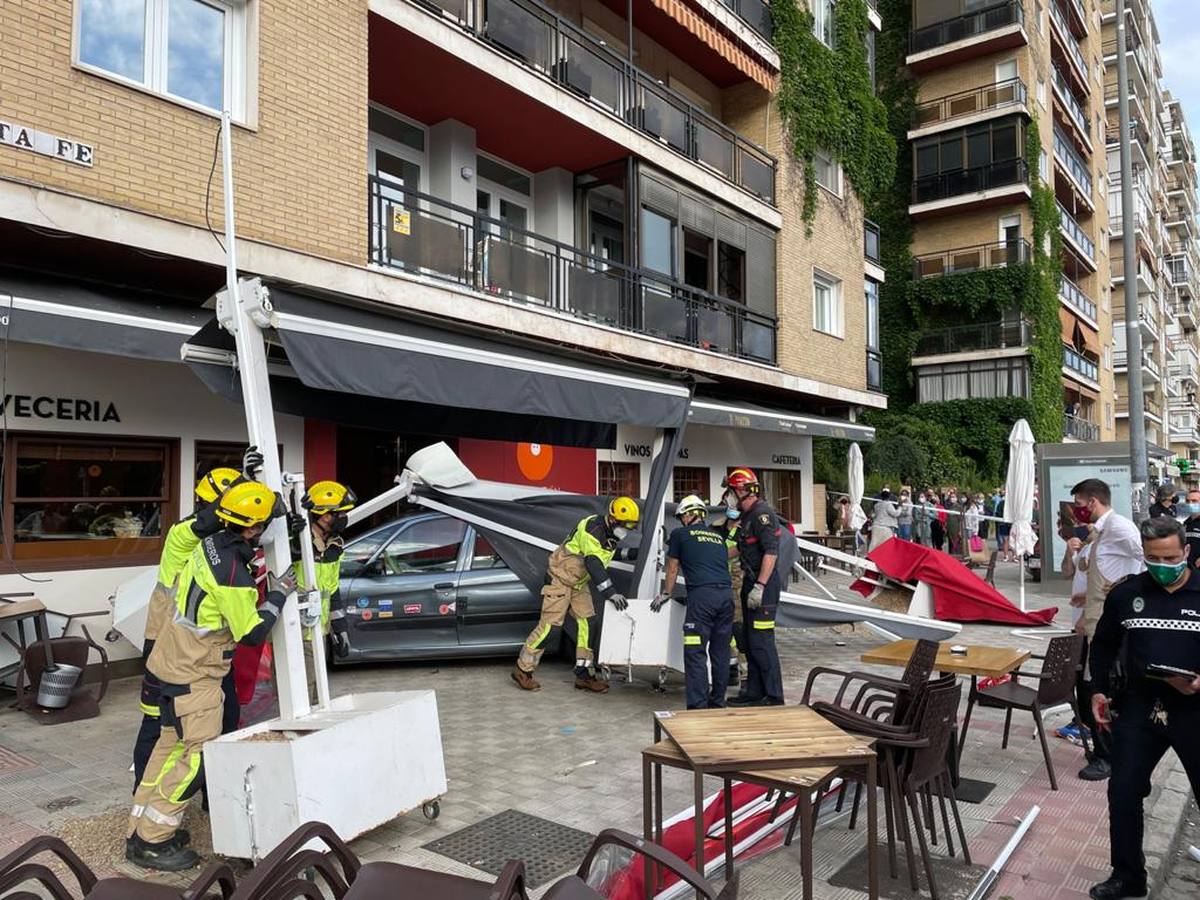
[1156,0,1200,134]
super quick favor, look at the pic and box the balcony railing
[910,1,1024,54]
[1048,0,1088,82]
[1064,345,1099,381]
[1053,125,1093,197]
[1118,395,1163,419]
[1052,65,1090,139]
[912,158,1029,204]
[913,239,1031,278]
[1057,201,1096,261]
[718,0,772,41]
[1168,255,1194,286]
[914,318,1032,357]
[864,219,881,265]
[1064,413,1100,441]
[912,78,1027,129]
[867,349,882,392]
[368,177,777,362]
[424,0,776,203]
[1060,273,1097,321]
[1114,346,1161,378]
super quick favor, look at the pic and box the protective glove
[267,565,297,597]
[242,445,264,480]
[609,593,629,612]
[332,631,351,658]
[747,582,765,610]
[286,511,307,538]
[650,593,670,613]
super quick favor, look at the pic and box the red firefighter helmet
[723,468,760,495]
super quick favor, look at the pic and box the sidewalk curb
[1146,755,1193,895]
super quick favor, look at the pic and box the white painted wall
[597,424,814,530]
[0,343,304,666]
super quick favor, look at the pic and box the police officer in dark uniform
[651,495,733,709]
[1087,516,1200,900]
[1180,487,1200,568]
[722,468,784,707]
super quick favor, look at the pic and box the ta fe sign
[0,119,94,167]
[2,394,119,422]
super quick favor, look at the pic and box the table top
[861,639,1030,679]
[0,598,46,620]
[643,739,837,788]
[654,705,874,772]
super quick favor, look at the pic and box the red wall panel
[457,439,596,493]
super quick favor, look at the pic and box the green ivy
[772,0,896,233]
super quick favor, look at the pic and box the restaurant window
[6,436,177,568]
[598,461,640,497]
[673,466,710,503]
[757,468,804,526]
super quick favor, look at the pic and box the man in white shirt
[1067,478,1145,782]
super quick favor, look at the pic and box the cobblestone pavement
[0,560,1191,898]
[1159,799,1200,900]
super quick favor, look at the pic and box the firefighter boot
[125,829,190,858]
[511,666,541,691]
[126,834,201,872]
[574,665,609,693]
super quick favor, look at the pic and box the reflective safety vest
[564,516,615,566]
[156,516,201,588]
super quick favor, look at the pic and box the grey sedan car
[335,511,544,662]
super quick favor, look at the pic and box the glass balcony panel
[640,280,689,343]
[641,86,689,154]
[560,36,623,113]
[695,120,735,179]
[486,0,553,71]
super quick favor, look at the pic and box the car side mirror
[340,559,367,578]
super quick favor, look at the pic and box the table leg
[694,771,705,899]
[867,756,879,900]
[642,754,654,900]
[34,612,55,668]
[800,788,814,900]
[655,760,664,845]
[722,777,734,878]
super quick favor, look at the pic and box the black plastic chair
[802,638,941,724]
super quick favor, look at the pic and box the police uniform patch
[1132,597,1144,613]
[758,513,771,525]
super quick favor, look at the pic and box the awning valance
[648,0,776,89]
[689,397,875,441]
[0,271,206,362]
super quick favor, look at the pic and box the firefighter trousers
[128,678,223,844]
[683,584,734,709]
[519,576,596,673]
[133,666,238,788]
[739,573,783,704]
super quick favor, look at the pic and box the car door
[454,528,541,649]
[341,515,466,659]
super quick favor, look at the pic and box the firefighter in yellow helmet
[513,496,640,693]
[127,481,292,871]
[296,480,357,704]
[131,466,241,789]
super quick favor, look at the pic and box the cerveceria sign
[2,394,119,422]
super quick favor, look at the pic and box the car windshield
[341,528,393,570]
[379,518,466,575]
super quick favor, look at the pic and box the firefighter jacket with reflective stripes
[146,506,224,644]
[147,530,281,685]
[561,515,620,595]
[296,528,346,638]
[736,499,781,580]
[1091,569,1200,705]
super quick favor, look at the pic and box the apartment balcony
[1114,345,1161,383]
[910,78,1028,138]
[1060,273,1097,323]
[368,178,776,362]
[1112,255,1156,296]
[1051,65,1091,149]
[715,0,772,42]
[375,0,777,207]
[907,1,1026,73]
[910,158,1030,216]
[1064,412,1100,442]
[913,318,1032,361]
[1117,394,1164,421]
[1115,307,1161,345]
[1063,345,1100,384]
[1102,38,1151,97]
[1170,358,1199,389]
[1053,124,1093,209]
[1176,298,1199,330]
[1168,254,1196,292]
[1170,419,1200,446]
[912,239,1031,279]
[1048,0,1089,96]
[1057,201,1096,270]
[1061,0,1088,37]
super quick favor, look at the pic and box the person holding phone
[1086,516,1200,900]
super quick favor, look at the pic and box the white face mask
[612,526,629,540]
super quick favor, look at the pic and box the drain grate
[423,809,594,887]
[0,745,37,776]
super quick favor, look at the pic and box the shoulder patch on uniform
[758,513,771,525]
[1132,596,1144,613]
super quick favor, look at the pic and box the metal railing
[1117,395,1163,418]
[1114,347,1161,378]
[1109,207,1149,240]
[414,0,776,204]
[913,238,1031,278]
[1057,201,1095,261]
[1048,0,1088,82]
[719,0,772,41]
[867,349,882,393]
[914,318,1032,357]
[1168,254,1194,286]
[1052,65,1090,139]
[912,78,1027,129]
[368,177,777,363]
[912,157,1029,204]
[1053,125,1093,197]
[1063,413,1100,441]
[1064,345,1099,381]
[910,1,1023,54]
[864,219,881,265]
[1060,273,1097,321]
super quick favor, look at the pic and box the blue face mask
[1185,502,1200,517]
[725,506,741,520]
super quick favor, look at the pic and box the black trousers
[738,573,783,704]
[133,667,239,789]
[1107,693,1200,884]
[682,584,734,710]
[1076,635,1110,761]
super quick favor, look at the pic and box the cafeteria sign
[0,119,93,167]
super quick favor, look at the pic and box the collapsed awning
[689,397,875,441]
[0,270,206,362]
[184,286,692,448]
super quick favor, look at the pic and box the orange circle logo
[516,443,554,481]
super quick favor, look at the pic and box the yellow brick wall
[722,81,870,394]
[0,0,367,264]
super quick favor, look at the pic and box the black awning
[0,271,208,362]
[689,396,875,441]
[184,286,692,448]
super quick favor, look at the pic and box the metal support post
[284,473,329,710]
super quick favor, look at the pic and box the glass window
[167,0,226,111]
[79,0,146,83]
[866,29,876,93]
[813,0,835,48]
[378,517,465,575]
[376,150,420,189]
[992,124,1018,160]
[598,461,640,496]
[641,207,675,276]
[476,155,531,195]
[966,128,990,167]
[940,135,963,171]
[865,279,880,351]
[717,242,745,302]
[813,271,841,337]
[672,467,710,503]
[341,527,396,573]
[368,107,425,152]
[470,532,508,570]
[915,141,939,178]
[814,149,840,194]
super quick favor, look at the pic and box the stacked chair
[0,822,736,900]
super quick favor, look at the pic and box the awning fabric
[0,271,206,362]
[648,0,776,89]
[689,397,875,441]
[1059,306,1078,344]
[185,286,692,448]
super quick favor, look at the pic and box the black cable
[204,118,225,254]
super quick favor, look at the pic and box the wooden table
[644,706,879,900]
